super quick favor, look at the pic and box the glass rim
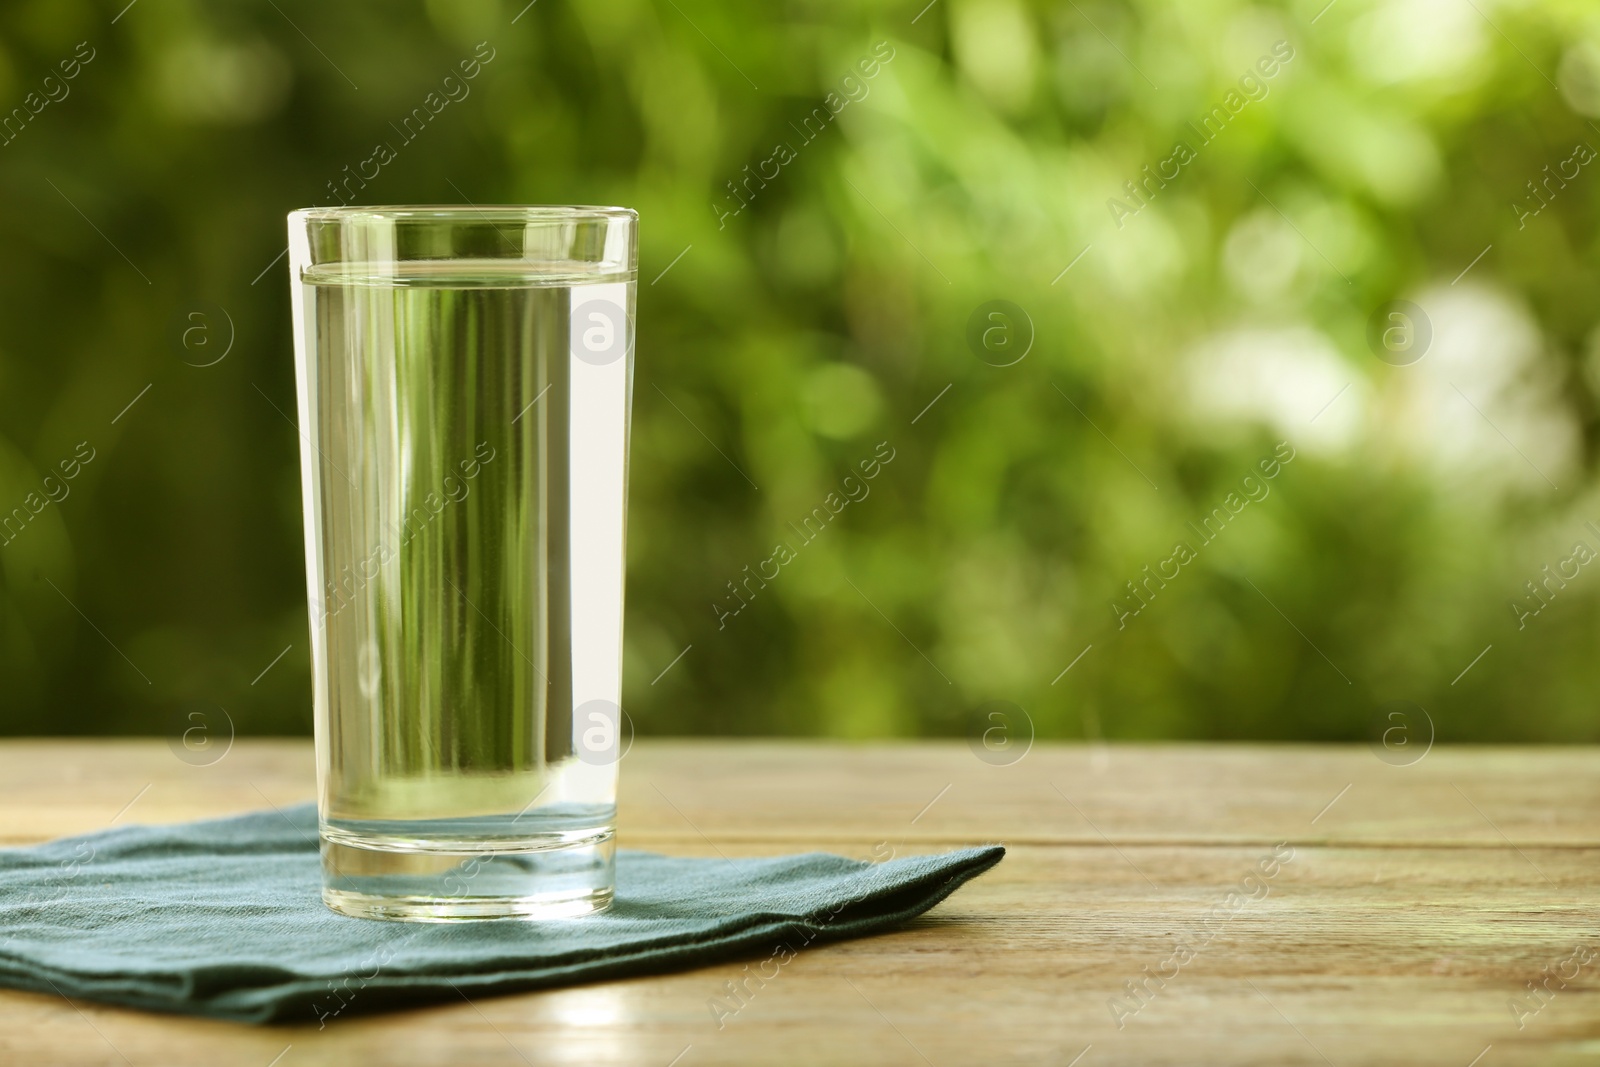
[288,204,637,224]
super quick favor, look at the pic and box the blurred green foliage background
[3,0,1600,744]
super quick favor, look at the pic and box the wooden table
[1,740,1596,1066]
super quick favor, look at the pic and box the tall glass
[287,206,636,921]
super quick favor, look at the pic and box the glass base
[320,823,615,922]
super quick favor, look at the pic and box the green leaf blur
[1,0,1597,743]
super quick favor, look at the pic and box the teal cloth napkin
[0,804,1003,1024]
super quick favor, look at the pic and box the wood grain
[1,740,1596,1066]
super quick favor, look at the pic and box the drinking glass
[287,205,636,920]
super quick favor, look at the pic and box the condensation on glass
[287,205,636,920]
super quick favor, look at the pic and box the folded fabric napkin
[0,804,1003,1024]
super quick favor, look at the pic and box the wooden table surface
[2,739,1598,1066]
